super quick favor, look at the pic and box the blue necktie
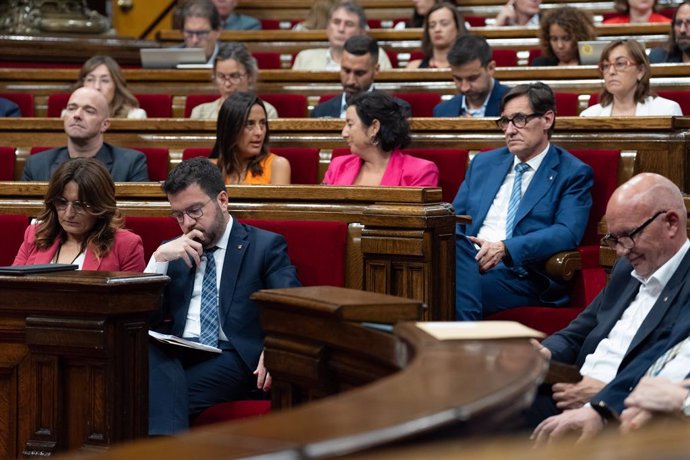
[505,163,530,239]
[199,247,219,347]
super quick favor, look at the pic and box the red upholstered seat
[47,92,70,117]
[252,52,282,70]
[492,49,518,67]
[123,216,181,261]
[555,92,580,116]
[184,94,218,118]
[331,147,466,203]
[486,149,620,333]
[272,147,321,184]
[528,48,542,65]
[465,16,487,26]
[0,93,34,117]
[0,214,30,266]
[657,90,690,115]
[182,147,213,160]
[192,400,271,426]
[30,146,52,155]
[0,146,16,180]
[128,147,169,181]
[259,93,308,118]
[134,94,173,118]
[393,92,442,117]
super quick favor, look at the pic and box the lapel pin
[664,296,669,302]
[549,175,554,181]
[237,244,243,250]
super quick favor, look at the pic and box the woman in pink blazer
[323,91,439,187]
[13,158,145,272]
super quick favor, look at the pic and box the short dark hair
[211,91,271,181]
[500,82,556,137]
[448,34,493,67]
[348,91,411,152]
[164,157,226,199]
[177,0,221,30]
[330,1,367,30]
[343,34,379,60]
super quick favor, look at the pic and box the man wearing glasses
[531,173,690,442]
[146,157,300,435]
[650,1,690,63]
[453,82,593,321]
[179,0,222,65]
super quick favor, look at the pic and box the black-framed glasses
[52,197,91,214]
[215,72,247,83]
[170,199,212,223]
[495,112,543,131]
[601,210,667,250]
[183,29,211,39]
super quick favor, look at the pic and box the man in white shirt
[531,173,690,442]
[292,1,392,71]
[147,157,300,435]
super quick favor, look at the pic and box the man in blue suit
[433,35,510,118]
[0,97,20,117]
[453,82,592,320]
[146,157,300,435]
[531,173,690,442]
[312,35,410,118]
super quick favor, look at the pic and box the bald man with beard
[22,87,148,182]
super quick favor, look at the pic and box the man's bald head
[605,173,687,277]
[63,87,111,145]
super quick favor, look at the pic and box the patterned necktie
[505,162,530,239]
[646,337,690,377]
[199,247,219,347]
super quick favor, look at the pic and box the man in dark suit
[433,35,510,118]
[453,82,592,320]
[21,87,148,182]
[147,157,300,435]
[0,97,20,117]
[531,173,690,442]
[311,35,410,118]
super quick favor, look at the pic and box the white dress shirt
[579,239,690,383]
[145,216,234,340]
[476,144,549,243]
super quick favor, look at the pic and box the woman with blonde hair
[74,55,146,118]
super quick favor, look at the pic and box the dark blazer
[649,47,683,64]
[150,223,301,370]
[586,250,690,415]
[21,142,149,182]
[453,144,593,305]
[311,92,412,118]
[433,80,510,117]
[0,97,20,117]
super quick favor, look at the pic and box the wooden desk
[0,270,168,458]
[59,287,545,459]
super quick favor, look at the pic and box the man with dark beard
[433,34,511,118]
[146,157,300,435]
[311,35,410,118]
[650,1,690,63]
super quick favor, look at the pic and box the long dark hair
[211,91,270,181]
[36,158,122,258]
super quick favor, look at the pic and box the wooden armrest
[456,214,471,225]
[544,250,582,282]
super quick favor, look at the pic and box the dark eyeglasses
[170,199,211,223]
[674,18,690,28]
[183,29,211,38]
[601,210,667,250]
[52,197,91,214]
[495,112,543,131]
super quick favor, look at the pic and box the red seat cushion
[492,49,518,67]
[184,94,218,118]
[47,92,70,117]
[192,400,271,427]
[182,147,213,160]
[259,93,307,118]
[135,94,173,118]
[0,214,29,266]
[0,93,34,117]
[392,92,442,117]
[123,216,181,261]
[271,147,320,184]
[555,92,579,116]
[253,52,282,69]
[657,90,690,115]
[0,146,16,180]
[127,147,169,181]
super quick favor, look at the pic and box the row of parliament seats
[1,90,639,118]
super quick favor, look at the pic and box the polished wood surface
[0,271,168,458]
[59,287,545,459]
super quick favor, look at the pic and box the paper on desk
[416,321,545,340]
[148,331,222,353]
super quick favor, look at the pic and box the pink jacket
[323,150,439,186]
[13,224,145,272]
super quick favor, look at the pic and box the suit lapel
[94,144,114,173]
[33,239,61,264]
[82,248,101,270]
[514,146,558,228]
[626,250,690,354]
[219,223,249,327]
[471,151,513,235]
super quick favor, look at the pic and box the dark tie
[505,162,530,239]
[199,247,219,347]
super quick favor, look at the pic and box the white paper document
[148,330,222,353]
[416,321,545,340]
